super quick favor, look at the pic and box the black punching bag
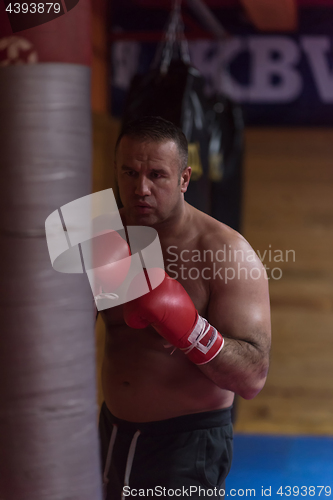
[207,94,245,232]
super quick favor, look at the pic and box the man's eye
[151,172,162,179]
[125,170,136,176]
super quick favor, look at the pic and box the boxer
[98,117,271,500]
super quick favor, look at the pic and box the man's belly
[102,325,234,422]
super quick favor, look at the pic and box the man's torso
[100,206,235,422]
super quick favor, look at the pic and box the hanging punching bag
[207,94,245,232]
[0,2,102,500]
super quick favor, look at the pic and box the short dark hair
[115,116,188,172]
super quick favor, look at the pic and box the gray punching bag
[0,54,102,500]
[0,62,102,500]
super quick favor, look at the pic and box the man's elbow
[239,366,269,400]
[240,379,266,400]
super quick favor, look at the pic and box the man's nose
[135,175,151,197]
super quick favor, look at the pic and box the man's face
[115,136,190,226]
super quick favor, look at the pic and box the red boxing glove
[123,269,224,365]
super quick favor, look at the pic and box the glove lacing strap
[181,314,210,355]
[181,314,223,356]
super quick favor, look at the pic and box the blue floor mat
[226,434,333,499]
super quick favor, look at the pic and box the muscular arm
[198,237,271,399]
[123,231,271,400]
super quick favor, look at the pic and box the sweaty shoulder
[188,203,244,251]
[187,203,265,275]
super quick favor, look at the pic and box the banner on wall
[110,3,333,125]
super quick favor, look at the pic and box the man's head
[115,116,188,175]
[114,116,191,227]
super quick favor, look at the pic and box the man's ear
[180,166,192,193]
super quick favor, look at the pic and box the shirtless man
[98,116,271,500]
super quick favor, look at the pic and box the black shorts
[99,402,233,500]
